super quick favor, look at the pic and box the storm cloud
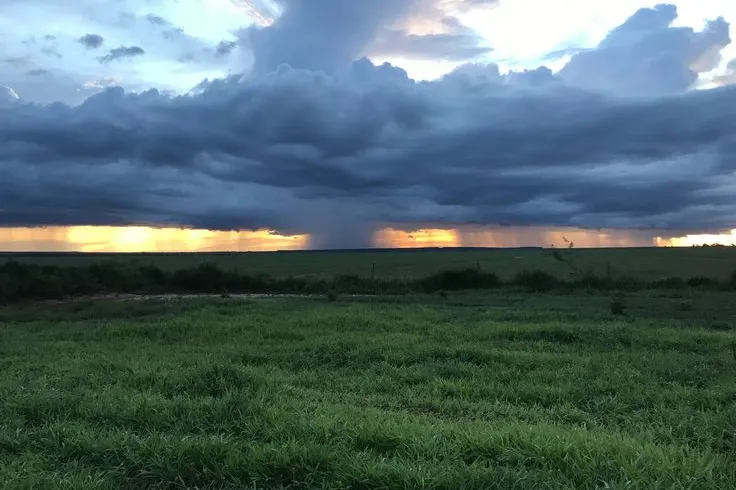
[1,3,736,248]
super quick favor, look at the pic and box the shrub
[512,270,559,292]
[686,276,718,289]
[653,277,685,289]
[610,293,626,316]
[418,268,501,292]
[679,300,693,311]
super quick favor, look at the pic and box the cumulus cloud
[98,45,145,63]
[559,4,731,96]
[1,2,736,248]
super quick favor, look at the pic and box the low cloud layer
[1,3,736,248]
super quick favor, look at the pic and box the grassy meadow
[4,245,736,280]
[2,289,736,489]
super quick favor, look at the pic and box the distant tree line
[1,260,735,304]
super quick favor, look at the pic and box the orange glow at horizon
[0,226,308,252]
[1,225,736,252]
[374,228,460,248]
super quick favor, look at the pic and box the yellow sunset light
[3,226,736,252]
[0,226,306,253]
[374,228,460,248]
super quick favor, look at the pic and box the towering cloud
[559,4,731,96]
[1,3,735,248]
[241,0,497,75]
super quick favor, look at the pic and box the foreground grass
[1,292,736,489]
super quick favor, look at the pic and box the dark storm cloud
[1,2,736,247]
[2,58,736,235]
[78,33,105,49]
[98,45,145,63]
[559,3,731,96]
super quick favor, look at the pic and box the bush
[653,277,685,289]
[512,270,559,292]
[610,294,626,316]
[418,268,501,292]
[686,276,718,289]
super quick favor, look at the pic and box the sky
[1,0,736,251]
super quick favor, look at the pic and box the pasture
[2,289,736,489]
[3,245,736,280]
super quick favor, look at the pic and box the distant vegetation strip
[2,260,736,304]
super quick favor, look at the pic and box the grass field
[3,246,736,280]
[2,290,736,489]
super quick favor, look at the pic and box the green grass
[3,246,736,280]
[2,291,736,489]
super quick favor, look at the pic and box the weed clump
[419,268,501,292]
[512,270,559,292]
[610,293,626,316]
